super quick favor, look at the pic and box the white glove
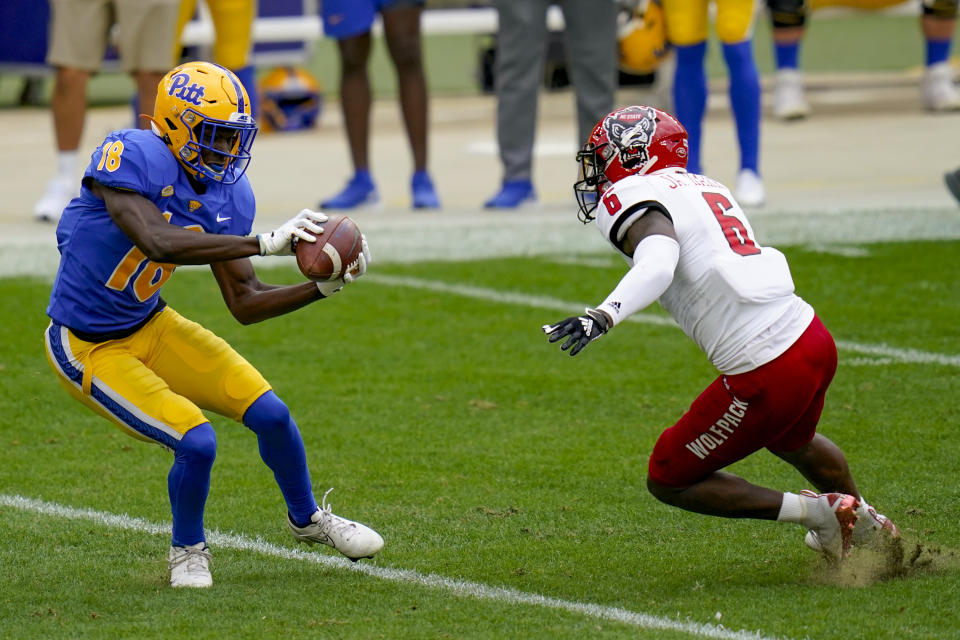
[344,234,371,283]
[316,234,372,297]
[257,209,328,256]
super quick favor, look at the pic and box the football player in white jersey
[543,105,898,561]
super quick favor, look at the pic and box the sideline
[2,206,959,279]
[1,493,789,640]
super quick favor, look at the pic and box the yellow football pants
[663,0,758,46]
[175,0,255,69]
[44,307,271,449]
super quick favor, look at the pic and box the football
[295,214,363,281]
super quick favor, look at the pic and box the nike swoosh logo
[216,213,231,222]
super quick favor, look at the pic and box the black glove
[542,308,610,356]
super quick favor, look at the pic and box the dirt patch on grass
[809,536,959,587]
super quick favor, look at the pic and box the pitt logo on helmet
[167,73,206,106]
[149,61,258,185]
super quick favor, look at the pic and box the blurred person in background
[945,165,960,203]
[662,0,766,207]
[768,0,960,119]
[319,0,440,210]
[173,0,259,118]
[35,0,180,223]
[483,0,618,209]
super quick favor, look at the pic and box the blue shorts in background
[321,0,424,40]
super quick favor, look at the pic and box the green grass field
[1,239,958,639]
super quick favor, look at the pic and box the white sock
[56,151,79,180]
[776,491,820,525]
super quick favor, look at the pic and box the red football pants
[648,316,838,488]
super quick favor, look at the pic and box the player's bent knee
[177,423,217,466]
[646,474,685,505]
[242,390,291,435]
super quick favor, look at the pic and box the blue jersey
[47,129,256,336]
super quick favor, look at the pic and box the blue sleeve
[84,130,178,201]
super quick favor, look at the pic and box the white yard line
[833,340,960,367]
[800,244,871,258]
[1,493,787,640]
[367,274,960,367]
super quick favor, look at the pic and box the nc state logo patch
[603,106,658,170]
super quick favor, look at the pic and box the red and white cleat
[800,490,859,561]
[854,504,900,545]
[807,501,899,556]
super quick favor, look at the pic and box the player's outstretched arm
[211,257,323,325]
[95,180,261,264]
[209,234,371,324]
[542,209,679,356]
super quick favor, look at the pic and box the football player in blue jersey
[42,61,382,589]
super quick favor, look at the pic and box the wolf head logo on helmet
[150,61,258,185]
[604,106,658,170]
[574,105,688,222]
[258,67,324,133]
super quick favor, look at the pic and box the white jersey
[594,168,814,374]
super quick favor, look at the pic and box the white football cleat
[922,62,960,112]
[34,175,78,223]
[806,501,899,553]
[288,488,384,560]
[772,69,810,121]
[735,169,765,207]
[799,490,859,561]
[169,542,212,588]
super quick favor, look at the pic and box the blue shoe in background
[483,179,536,209]
[320,170,379,209]
[411,170,440,209]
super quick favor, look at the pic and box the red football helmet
[574,105,688,222]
